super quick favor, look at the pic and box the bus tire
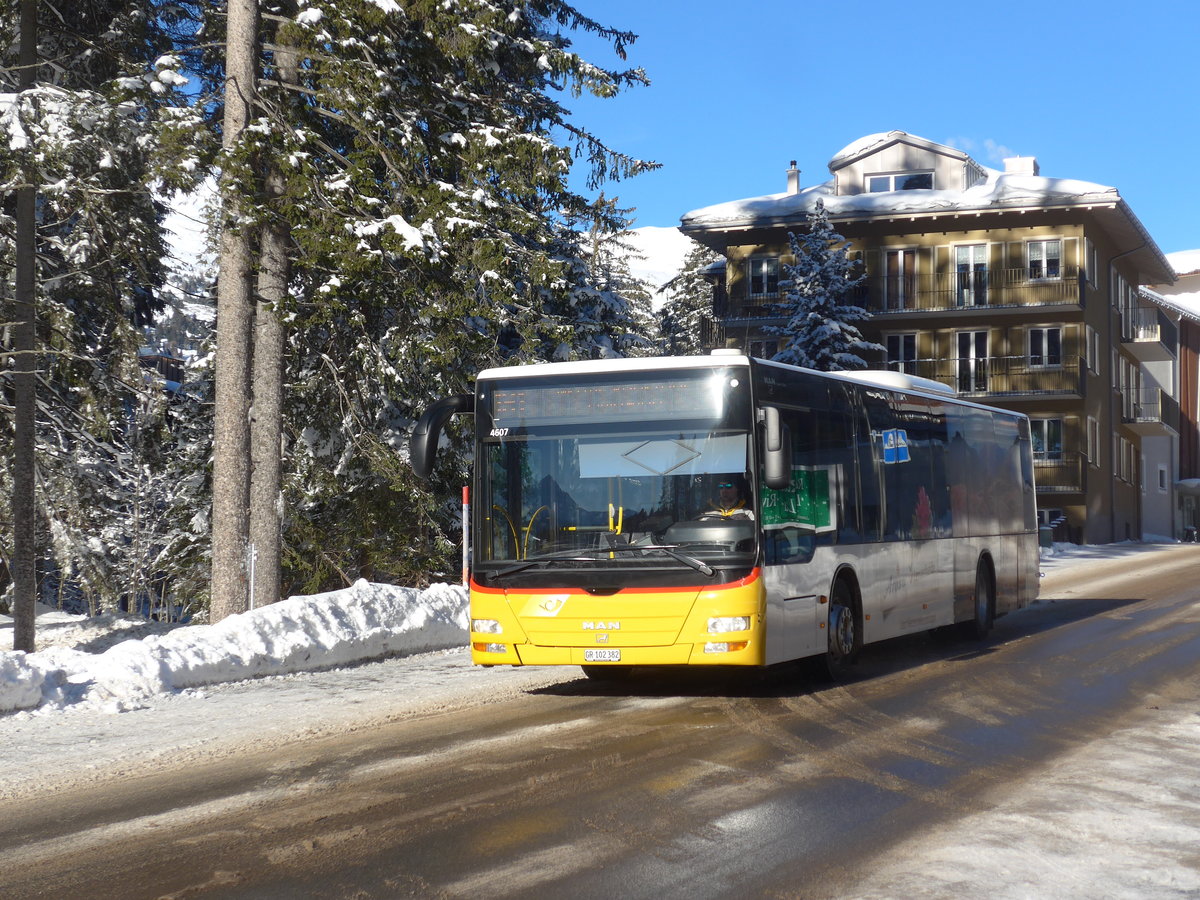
[815,575,861,681]
[961,559,994,640]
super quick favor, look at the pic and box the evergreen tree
[658,240,721,356]
[0,0,207,631]
[195,0,657,591]
[769,199,881,370]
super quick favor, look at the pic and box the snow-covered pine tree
[544,193,656,361]
[193,0,657,590]
[658,239,722,356]
[769,199,882,370]
[0,0,207,626]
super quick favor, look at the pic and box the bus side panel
[848,540,955,644]
[762,554,824,665]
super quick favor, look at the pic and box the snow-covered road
[2,542,1199,898]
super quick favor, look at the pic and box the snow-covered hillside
[624,224,698,305]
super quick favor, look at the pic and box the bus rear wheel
[961,561,994,640]
[815,578,860,681]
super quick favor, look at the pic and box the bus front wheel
[815,577,860,681]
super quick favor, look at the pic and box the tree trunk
[209,0,259,622]
[10,0,38,653]
[250,175,287,608]
[248,12,298,609]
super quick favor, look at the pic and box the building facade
[1147,255,1200,537]
[680,132,1177,544]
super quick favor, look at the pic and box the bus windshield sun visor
[410,393,474,481]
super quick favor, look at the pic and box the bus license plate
[584,649,621,663]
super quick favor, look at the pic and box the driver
[704,476,754,520]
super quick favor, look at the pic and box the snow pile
[0,580,468,715]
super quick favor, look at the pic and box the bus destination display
[490,376,725,427]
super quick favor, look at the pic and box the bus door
[760,385,856,663]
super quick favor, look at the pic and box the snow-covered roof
[1144,250,1200,321]
[1168,249,1200,277]
[1143,287,1200,324]
[680,168,1120,227]
[679,132,1174,286]
[828,130,972,171]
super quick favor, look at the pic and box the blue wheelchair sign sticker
[882,428,910,464]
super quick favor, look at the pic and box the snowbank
[0,580,467,715]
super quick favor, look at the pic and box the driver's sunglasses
[718,482,735,489]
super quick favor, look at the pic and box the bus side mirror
[762,406,790,490]
[410,394,474,481]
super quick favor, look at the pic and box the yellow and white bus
[411,351,1039,679]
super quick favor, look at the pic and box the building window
[955,244,988,307]
[1159,465,1169,493]
[1115,436,1136,483]
[868,172,934,192]
[747,257,779,299]
[1031,418,1063,463]
[1087,416,1100,466]
[1029,327,1062,368]
[883,249,917,310]
[1085,325,1100,374]
[956,330,988,392]
[1037,507,1064,528]
[1028,239,1062,280]
[886,333,918,374]
[749,339,778,359]
[1085,238,1098,287]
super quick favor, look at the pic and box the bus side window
[855,389,884,542]
[825,385,861,543]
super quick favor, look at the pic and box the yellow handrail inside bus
[607,503,623,534]
[523,505,547,559]
[492,505,519,559]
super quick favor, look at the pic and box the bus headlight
[707,616,750,634]
[472,619,503,634]
[473,642,507,654]
[704,641,749,654]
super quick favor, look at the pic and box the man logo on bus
[883,428,910,464]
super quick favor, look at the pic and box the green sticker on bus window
[761,467,834,532]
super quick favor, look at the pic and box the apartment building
[1147,253,1200,537]
[680,131,1177,544]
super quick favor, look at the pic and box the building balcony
[860,266,1083,316]
[1034,452,1088,494]
[892,355,1086,399]
[1122,388,1180,436]
[1120,306,1177,362]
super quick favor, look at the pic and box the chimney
[786,160,801,194]
[1003,156,1040,177]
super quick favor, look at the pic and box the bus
[411,351,1039,679]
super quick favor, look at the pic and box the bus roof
[476,351,750,382]
[476,354,1026,422]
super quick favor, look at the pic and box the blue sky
[568,0,1199,258]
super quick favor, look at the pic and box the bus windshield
[475,367,757,587]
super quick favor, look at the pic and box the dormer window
[868,172,934,192]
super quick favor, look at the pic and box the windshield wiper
[490,544,715,580]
